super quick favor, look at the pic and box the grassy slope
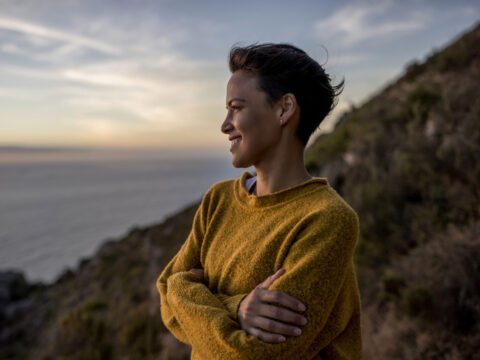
[1,202,199,359]
[305,22,480,359]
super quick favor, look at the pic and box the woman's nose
[221,113,233,134]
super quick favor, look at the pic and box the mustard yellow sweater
[156,171,362,360]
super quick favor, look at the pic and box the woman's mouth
[230,137,241,151]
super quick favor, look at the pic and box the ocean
[0,147,249,283]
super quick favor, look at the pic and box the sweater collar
[234,171,328,208]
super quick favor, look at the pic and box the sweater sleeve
[157,232,198,344]
[215,292,249,321]
[165,207,360,360]
[156,189,249,344]
[156,190,207,345]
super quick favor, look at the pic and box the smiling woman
[223,70,286,169]
[157,43,362,360]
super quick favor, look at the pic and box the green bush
[83,298,109,313]
[55,306,112,360]
[119,307,163,359]
[403,60,427,81]
[400,287,432,317]
[407,85,441,124]
[304,117,356,172]
[379,274,406,303]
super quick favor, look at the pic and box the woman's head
[228,43,344,147]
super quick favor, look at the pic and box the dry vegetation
[306,22,480,359]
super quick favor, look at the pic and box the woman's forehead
[228,70,258,88]
[227,71,259,97]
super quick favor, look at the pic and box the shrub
[400,287,432,317]
[119,307,163,358]
[55,306,112,360]
[379,274,406,303]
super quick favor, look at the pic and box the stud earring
[280,118,283,124]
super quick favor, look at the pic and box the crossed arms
[156,199,359,359]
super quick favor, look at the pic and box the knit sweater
[156,171,362,360]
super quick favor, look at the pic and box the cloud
[0,13,224,131]
[0,16,120,54]
[330,53,369,65]
[61,68,152,89]
[1,42,26,55]
[57,57,222,115]
[76,118,120,136]
[314,1,428,46]
[1,64,57,80]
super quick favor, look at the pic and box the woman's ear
[279,93,297,124]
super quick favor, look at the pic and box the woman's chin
[231,159,244,168]
[231,154,250,168]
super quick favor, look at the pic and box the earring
[280,118,283,124]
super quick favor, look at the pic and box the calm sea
[0,147,249,283]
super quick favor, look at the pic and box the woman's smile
[230,136,242,151]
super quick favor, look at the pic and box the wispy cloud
[0,13,224,135]
[314,1,428,46]
[1,64,58,79]
[330,53,369,65]
[56,56,224,122]
[0,16,120,54]
[1,1,476,148]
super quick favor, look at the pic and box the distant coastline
[0,149,247,282]
[0,145,230,165]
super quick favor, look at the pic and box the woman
[157,43,362,359]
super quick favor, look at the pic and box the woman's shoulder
[305,184,359,225]
[203,170,253,199]
[201,175,237,202]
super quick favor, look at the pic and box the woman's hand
[237,269,308,343]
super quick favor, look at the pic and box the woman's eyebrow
[227,98,247,106]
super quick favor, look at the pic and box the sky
[0,0,478,151]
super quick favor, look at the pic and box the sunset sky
[0,0,478,151]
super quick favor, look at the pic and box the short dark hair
[228,43,344,146]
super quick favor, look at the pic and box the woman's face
[221,70,282,168]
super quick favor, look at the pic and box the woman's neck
[253,163,312,196]
[251,135,311,196]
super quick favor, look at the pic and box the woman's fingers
[252,314,303,338]
[246,326,287,343]
[260,288,307,313]
[238,268,308,342]
[257,268,285,289]
[257,302,307,328]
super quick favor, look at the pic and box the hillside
[1,22,479,360]
[1,203,199,359]
[306,21,480,358]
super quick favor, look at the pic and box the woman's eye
[226,105,242,112]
